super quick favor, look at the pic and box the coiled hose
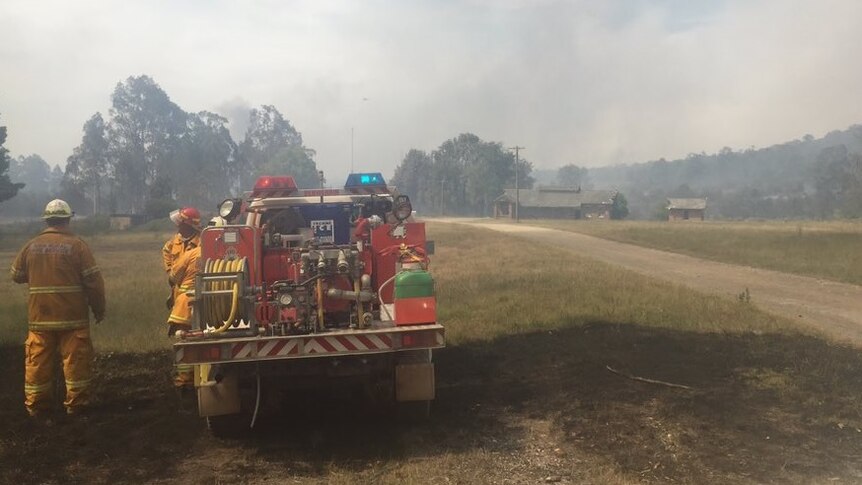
[201,257,247,334]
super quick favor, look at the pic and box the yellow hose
[211,280,238,334]
[213,259,225,319]
[204,259,214,325]
[200,257,246,334]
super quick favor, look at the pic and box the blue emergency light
[345,172,386,188]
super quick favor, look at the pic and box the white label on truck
[311,219,335,243]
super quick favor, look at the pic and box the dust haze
[1,0,861,174]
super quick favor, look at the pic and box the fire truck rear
[172,173,443,435]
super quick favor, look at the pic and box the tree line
[391,133,534,216]
[2,79,542,221]
[584,125,862,219]
[1,75,319,219]
[6,75,861,221]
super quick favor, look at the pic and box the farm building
[667,198,707,221]
[109,213,146,230]
[494,187,616,220]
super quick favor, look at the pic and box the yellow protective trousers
[24,328,93,415]
[167,324,194,388]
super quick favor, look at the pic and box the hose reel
[199,257,249,334]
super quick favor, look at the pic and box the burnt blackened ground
[2,322,862,484]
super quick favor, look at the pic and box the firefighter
[162,207,201,326]
[10,199,106,418]
[162,207,201,389]
[168,243,202,388]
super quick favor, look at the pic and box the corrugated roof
[496,187,616,208]
[667,198,707,210]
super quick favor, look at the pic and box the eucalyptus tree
[107,75,187,212]
[0,116,24,203]
[65,113,109,213]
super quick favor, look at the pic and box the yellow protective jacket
[168,246,201,325]
[162,233,200,275]
[10,226,106,331]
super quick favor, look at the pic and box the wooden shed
[494,187,616,220]
[667,198,707,221]
[109,213,145,230]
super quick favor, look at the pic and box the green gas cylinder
[393,269,436,325]
[394,270,435,299]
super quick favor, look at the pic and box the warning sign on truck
[311,219,334,243]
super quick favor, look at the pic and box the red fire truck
[172,173,444,435]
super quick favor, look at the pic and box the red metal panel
[261,248,292,283]
[200,226,261,287]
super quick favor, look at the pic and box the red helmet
[169,207,201,229]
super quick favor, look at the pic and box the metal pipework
[301,253,310,274]
[326,288,375,302]
[360,274,371,290]
[337,250,349,273]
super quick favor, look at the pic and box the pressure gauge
[278,293,293,306]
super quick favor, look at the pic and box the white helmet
[42,199,74,219]
[208,216,227,227]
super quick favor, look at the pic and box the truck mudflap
[174,323,444,365]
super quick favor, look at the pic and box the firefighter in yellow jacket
[162,207,200,331]
[10,199,106,417]
[163,207,201,388]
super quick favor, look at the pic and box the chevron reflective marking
[304,338,328,354]
[367,334,391,349]
[354,334,376,349]
[258,339,299,357]
[328,336,349,352]
[175,324,443,363]
[232,342,256,359]
[302,334,395,355]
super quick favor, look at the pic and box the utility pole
[509,146,525,222]
[350,127,354,173]
[318,170,326,203]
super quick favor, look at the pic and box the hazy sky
[2,0,861,180]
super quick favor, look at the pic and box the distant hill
[582,125,862,219]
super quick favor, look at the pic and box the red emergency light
[252,176,298,197]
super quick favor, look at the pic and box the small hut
[109,213,145,230]
[666,198,707,221]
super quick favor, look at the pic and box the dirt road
[454,220,862,345]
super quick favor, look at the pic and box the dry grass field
[1,229,172,350]
[1,221,861,483]
[521,219,862,285]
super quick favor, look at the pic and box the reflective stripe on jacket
[11,226,106,330]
